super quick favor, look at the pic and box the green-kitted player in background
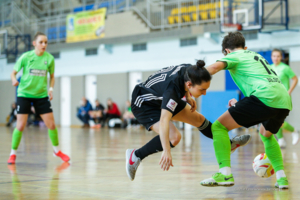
[7,32,70,164]
[271,49,299,148]
[200,32,290,189]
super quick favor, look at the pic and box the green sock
[282,121,294,132]
[276,128,283,139]
[48,128,59,146]
[260,133,284,172]
[12,128,23,150]
[212,120,231,168]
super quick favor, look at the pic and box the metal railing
[0,0,221,44]
[135,0,220,30]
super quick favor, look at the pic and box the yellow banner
[66,8,106,43]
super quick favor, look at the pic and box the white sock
[219,167,231,176]
[53,146,60,153]
[278,138,285,142]
[133,150,139,161]
[10,149,17,156]
[276,170,286,180]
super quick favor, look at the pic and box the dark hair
[33,32,46,40]
[222,32,245,55]
[184,60,211,86]
[272,48,283,57]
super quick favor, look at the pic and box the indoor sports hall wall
[1,31,300,126]
[0,80,15,124]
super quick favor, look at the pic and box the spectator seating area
[167,1,229,24]
[47,26,67,41]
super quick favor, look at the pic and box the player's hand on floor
[228,98,237,107]
[186,97,197,112]
[159,150,173,171]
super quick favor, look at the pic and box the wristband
[49,87,54,91]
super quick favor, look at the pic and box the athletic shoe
[126,149,141,181]
[7,154,16,165]
[278,138,286,148]
[54,151,70,162]
[275,177,289,189]
[230,134,251,154]
[200,172,234,187]
[292,132,299,145]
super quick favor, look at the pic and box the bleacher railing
[136,0,220,30]
[0,0,221,44]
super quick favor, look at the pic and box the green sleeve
[285,66,296,79]
[13,54,26,72]
[49,58,55,75]
[217,53,239,70]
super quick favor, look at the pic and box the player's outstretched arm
[206,62,226,75]
[159,109,174,171]
[11,70,19,86]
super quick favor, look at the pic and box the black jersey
[132,64,190,114]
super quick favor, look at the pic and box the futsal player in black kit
[125,60,251,181]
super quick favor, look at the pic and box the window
[51,52,60,59]
[180,37,197,47]
[85,48,98,56]
[132,43,147,52]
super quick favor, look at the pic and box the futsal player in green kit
[200,32,290,189]
[7,32,70,164]
[271,49,299,148]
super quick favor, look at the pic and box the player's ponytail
[184,60,211,86]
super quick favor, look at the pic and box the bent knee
[212,120,228,132]
[47,122,56,130]
[170,131,181,146]
[17,124,26,131]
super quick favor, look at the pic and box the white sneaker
[125,149,141,181]
[278,138,286,148]
[230,134,251,154]
[292,132,299,145]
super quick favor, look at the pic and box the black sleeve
[161,86,182,115]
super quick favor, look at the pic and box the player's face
[271,51,282,65]
[189,81,210,98]
[33,35,48,53]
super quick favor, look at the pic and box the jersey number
[254,56,277,76]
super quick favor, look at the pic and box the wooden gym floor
[0,126,299,200]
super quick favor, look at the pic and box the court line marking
[22,183,142,200]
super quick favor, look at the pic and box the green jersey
[218,50,292,110]
[270,62,295,91]
[14,50,55,98]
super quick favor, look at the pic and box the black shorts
[16,97,53,115]
[228,95,290,133]
[131,90,186,131]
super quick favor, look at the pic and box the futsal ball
[252,153,275,178]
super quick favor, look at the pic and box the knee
[261,131,272,138]
[170,130,181,146]
[212,120,228,133]
[47,121,56,130]
[17,123,26,131]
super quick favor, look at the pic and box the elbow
[209,67,218,75]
